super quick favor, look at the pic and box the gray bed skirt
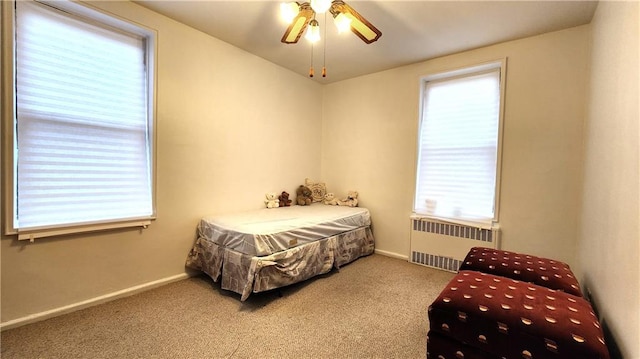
[186,226,375,300]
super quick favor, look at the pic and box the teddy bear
[323,192,340,205]
[338,190,359,207]
[295,185,313,206]
[264,192,280,208]
[278,191,292,207]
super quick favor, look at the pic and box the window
[414,61,505,227]
[4,0,156,239]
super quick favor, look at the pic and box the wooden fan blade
[330,1,381,44]
[281,5,314,44]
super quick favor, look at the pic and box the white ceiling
[133,0,598,84]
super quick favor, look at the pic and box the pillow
[305,178,327,203]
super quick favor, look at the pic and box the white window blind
[13,1,153,232]
[415,67,502,226]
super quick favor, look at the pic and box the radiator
[409,217,500,272]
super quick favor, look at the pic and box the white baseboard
[0,273,190,331]
[374,248,409,261]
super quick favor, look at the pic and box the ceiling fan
[280,0,382,45]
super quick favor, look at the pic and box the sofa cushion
[458,247,583,297]
[427,330,495,359]
[428,270,609,359]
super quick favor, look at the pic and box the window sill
[14,218,153,242]
[411,212,497,230]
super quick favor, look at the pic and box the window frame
[413,59,507,228]
[1,0,158,240]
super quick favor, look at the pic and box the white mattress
[197,204,371,256]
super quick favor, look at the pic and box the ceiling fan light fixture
[280,2,300,24]
[310,0,332,14]
[283,16,308,43]
[330,2,382,44]
[348,14,379,42]
[305,19,321,43]
[281,3,314,44]
[280,0,381,77]
[333,12,352,33]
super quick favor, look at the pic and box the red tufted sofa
[427,247,610,359]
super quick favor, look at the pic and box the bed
[185,203,375,300]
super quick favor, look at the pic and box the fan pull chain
[322,12,327,77]
[309,42,314,77]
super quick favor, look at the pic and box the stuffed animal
[264,192,280,208]
[295,185,313,206]
[305,178,326,203]
[278,191,292,207]
[323,192,340,205]
[338,190,359,207]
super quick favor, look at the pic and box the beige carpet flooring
[1,254,455,359]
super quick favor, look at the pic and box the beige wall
[0,1,322,323]
[2,3,637,356]
[322,26,590,267]
[580,2,639,358]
